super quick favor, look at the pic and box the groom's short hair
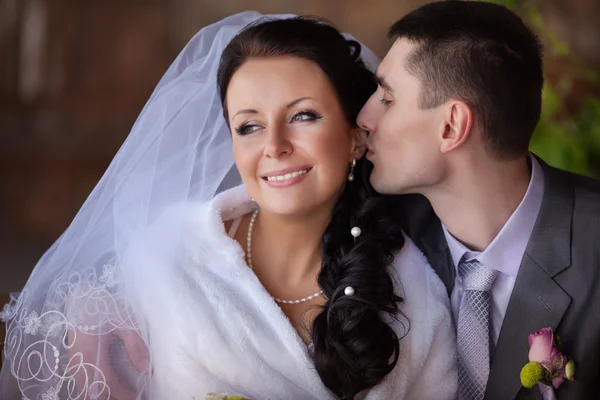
[389,0,544,160]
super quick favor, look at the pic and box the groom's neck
[425,155,531,252]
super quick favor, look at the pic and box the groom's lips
[366,141,374,153]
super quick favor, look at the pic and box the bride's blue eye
[235,123,261,136]
[291,110,322,123]
[235,110,322,135]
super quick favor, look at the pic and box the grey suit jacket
[401,158,600,399]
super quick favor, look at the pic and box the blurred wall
[1,0,599,293]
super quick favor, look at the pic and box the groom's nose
[356,93,381,136]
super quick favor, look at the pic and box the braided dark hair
[217,17,408,399]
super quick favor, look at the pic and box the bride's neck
[249,208,330,285]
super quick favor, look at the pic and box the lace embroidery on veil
[2,258,149,399]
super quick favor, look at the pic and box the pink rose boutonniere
[520,328,575,396]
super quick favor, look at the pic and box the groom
[357,1,600,399]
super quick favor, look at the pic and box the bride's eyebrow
[232,109,258,119]
[232,97,318,120]
[286,97,315,108]
[376,75,394,93]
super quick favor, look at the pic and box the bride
[0,12,456,400]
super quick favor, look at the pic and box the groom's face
[357,38,446,195]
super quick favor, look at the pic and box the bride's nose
[263,127,293,158]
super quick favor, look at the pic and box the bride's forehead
[230,56,328,84]
[226,59,337,105]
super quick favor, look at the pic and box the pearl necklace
[246,209,324,304]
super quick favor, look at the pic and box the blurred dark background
[1,0,599,293]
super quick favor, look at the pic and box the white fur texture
[124,185,457,399]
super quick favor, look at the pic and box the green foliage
[486,0,519,9]
[486,0,600,178]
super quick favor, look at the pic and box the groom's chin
[369,174,398,195]
[370,172,417,196]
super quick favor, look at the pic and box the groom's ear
[349,127,368,160]
[440,100,473,154]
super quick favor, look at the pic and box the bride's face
[226,56,363,217]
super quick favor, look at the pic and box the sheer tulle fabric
[0,11,379,400]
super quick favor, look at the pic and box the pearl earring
[344,286,355,296]
[347,159,356,182]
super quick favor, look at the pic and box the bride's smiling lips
[261,165,313,188]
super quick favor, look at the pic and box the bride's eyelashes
[235,109,323,136]
[290,109,323,123]
[235,122,262,136]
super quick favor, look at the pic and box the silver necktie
[457,258,498,400]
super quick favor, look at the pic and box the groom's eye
[380,98,392,107]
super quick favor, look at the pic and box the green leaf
[528,9,544,31]
[540,85,561,120]
[529,120,588,175]
[539,367,553,387]
[555,335,563,350]
[552,40,570,56]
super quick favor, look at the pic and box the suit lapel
[484,161,574,400]
[419,218,456,297]
[401,193,456,296]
